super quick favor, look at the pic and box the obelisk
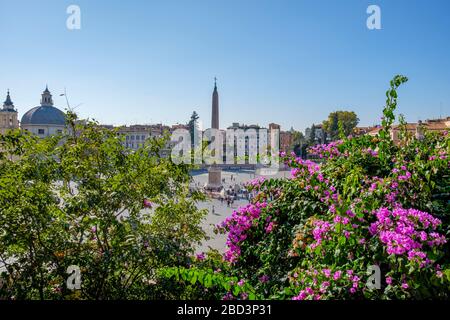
[206,78,222,191]
[211,78,219,130]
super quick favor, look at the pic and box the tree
[322,111,359,140]
[308,124,317,144]
[291,129,305,146]
[289,129,305,156]
[0,112,207,299]
[188,111,200,148]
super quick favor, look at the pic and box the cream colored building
[115,124,173,158]
[0,90,19,134]
[117,124,170,150]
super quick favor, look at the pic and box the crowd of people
[190,172,259,210]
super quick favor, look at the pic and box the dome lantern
[40,86,54,107]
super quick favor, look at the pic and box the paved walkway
[192,169,289,253]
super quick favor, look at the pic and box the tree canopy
[322,110,359,140]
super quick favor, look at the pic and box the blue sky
[1,0,449,132]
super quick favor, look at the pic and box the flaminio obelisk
[206,78,222,191]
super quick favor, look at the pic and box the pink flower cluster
[291,267,364,299]
[143,199,153,208]
[245,176,266,188]
[265,221,276,234]
[369,207,447,267]
[287,158,321,176]
[220,202,267,263]
[429,150,448,161]
[310,220,332,249]
[391,166,412,182]
[362,147,378,157]
[196,252,205,261]
[308,140,343,159]
[292,287,321,300]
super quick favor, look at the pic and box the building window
[136,135,140,140]
[141,135,145,140]
[38,129,45,135]
[131,135,135,140]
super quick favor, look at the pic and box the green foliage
[308,124,316,144]
[165,75,450,300]
[188,111,200,148]
[0,113,206,299]
[1,75,448,301]
[160,266,259,300]
[288,129,305,153]
[323,110,359,141]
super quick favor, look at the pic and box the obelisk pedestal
[206,165,222,191]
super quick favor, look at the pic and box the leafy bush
[0,113,207,299]
[162,75,450,300]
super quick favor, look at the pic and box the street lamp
[60,87,82,111]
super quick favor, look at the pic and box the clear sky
[1,0,449,132]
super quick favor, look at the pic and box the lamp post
[60,88,82,112]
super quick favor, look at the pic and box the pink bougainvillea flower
[369,207,446,267]
[322,269,331,278]
[143,199,153,208]
[333,271,342,280]
[196,253,205,261]
[222,292,234,300]
[265,221,276,233]
[292,290,307,300]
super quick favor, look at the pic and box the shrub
[162,75,450,300]
[0,113,206,299]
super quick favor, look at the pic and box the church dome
[21,105,66,125]
[21,86,66,126]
